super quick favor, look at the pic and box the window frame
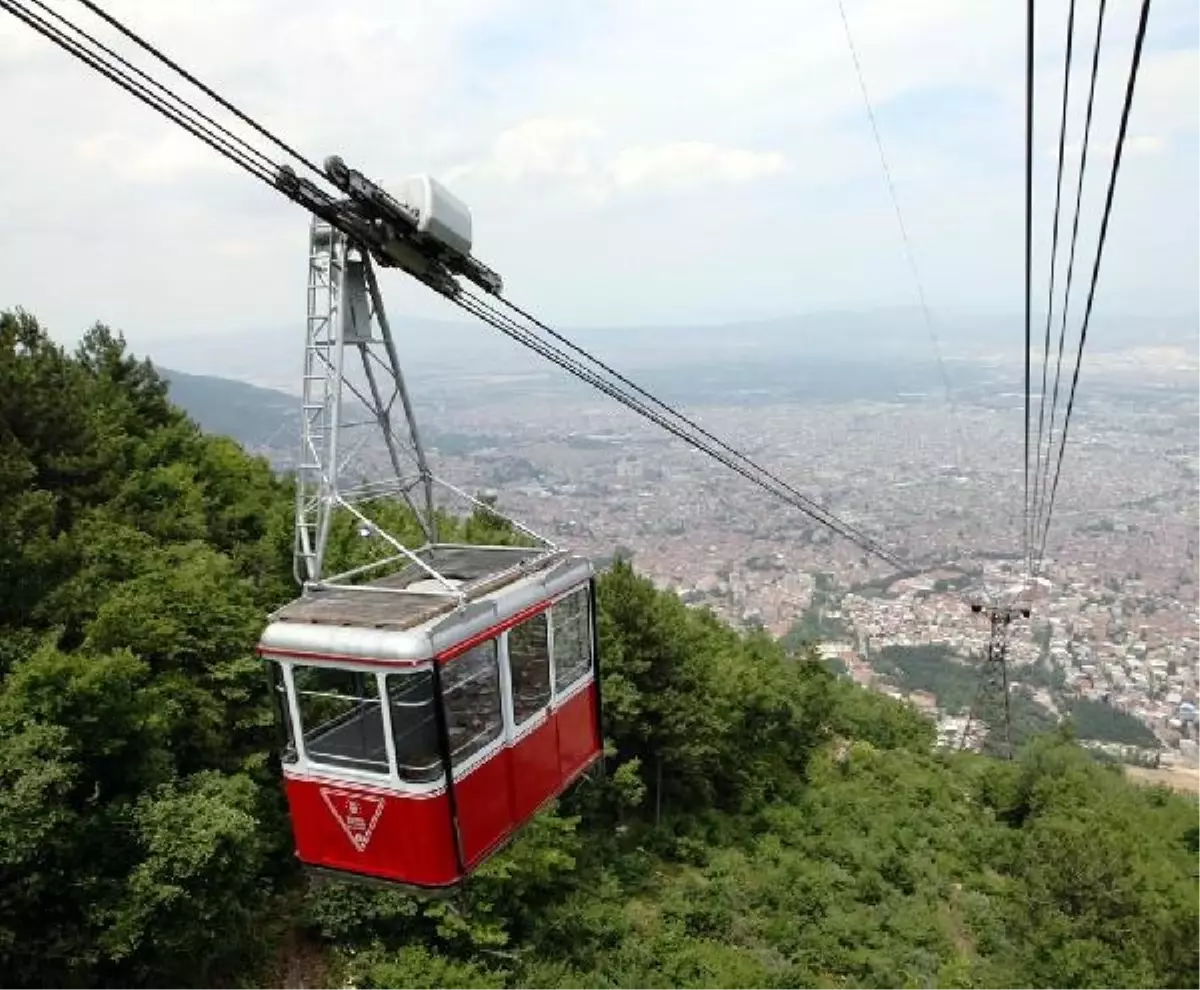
[275,658,447,792]
[385,668,444,785]
[269,659,298,764]
[290,663,391,776]
[439,638,506,777]
[506,609,553,731]
[549,584,593,699]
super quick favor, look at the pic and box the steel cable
[1030,0,1078,560]
[1037,0,1153,566]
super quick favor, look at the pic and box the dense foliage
[1066,696,1161,748]
[873,644,979,713]
[873,643,1159,751]
[1,309,1195,988]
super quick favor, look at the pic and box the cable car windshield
[292,666,388,774]
[386,670,442,783]
[277,664,445,785]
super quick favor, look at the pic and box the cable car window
[293,665,388,774]
[442,640,503,768]
[552,587,592,693]
[386,669,443,783]
[270,661,297,764]
[509,612,551,725]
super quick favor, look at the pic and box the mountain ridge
[141,308,1198,394]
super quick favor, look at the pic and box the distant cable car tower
[258,176,603,890]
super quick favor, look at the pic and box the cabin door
[439,639,514,867]
[505,609,561,822]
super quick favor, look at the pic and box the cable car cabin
[257,546,602,890]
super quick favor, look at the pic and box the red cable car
[258,201,604,888]
[257,546,603,890]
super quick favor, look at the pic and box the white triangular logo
[319,787,386,853]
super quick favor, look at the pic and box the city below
[174,316,1199,778]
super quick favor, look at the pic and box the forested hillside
[1,309,1196,989]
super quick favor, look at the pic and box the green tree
[2,305,1197,990]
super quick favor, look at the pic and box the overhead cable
[1030,0,1077,557]
[459,290,906,568]
[6,0,910,572]
[1022,0,1036,580]
[833,0,967,469]
[72,0,327,181]
[491,293,905,566]
[1037,0,1152,565]
[1033,0,1108,568]
[456,290,909,570]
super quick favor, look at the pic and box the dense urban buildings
[247,336,1199,769]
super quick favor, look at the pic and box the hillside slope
[157,366,298,450]
[1,310,1196,990]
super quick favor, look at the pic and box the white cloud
[1062,133,1170,163]
[452,117,787,201]
[608,142,787,192]
[0,0,1193,343]
[1126,135,1166,155]
[475,116,603,183]
[75,129,227,183]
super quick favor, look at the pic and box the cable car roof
[258,547,592,665]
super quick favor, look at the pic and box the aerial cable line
[1022,0,1036,582]
[1030,0,1077,560]
[1037,0,1152,567]
[4,0,350,232]
[6,0,911,572]
[484,293,904,565]
[455,289,909,570]
[833,0,968,471]
[1,0,280,187]
[22,0,281,177]
[1033,0,1108,567]
[489,292,906,566]
[456,289,907,568]
[71,0,327,182]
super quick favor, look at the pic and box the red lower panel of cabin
[453,742,515,869]
[284,775,461,888]
[555,682,602,782]
[283,682,602,887]
[509,711,562,824]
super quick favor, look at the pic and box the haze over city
[0,0,1196,345]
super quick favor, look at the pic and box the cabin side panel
[508,713,562,822]
[284,775,460,888]
[453,750,515,868]
[555,681,603,781]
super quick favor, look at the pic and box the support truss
[293,218,557,600]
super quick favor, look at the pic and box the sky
[0,0,1195,351]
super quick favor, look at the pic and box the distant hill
[138,309,993,391]
[157,366,440,464]
[158,367,298,454]
[139,309,1199,394]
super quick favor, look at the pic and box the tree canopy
[0,309,1195,989]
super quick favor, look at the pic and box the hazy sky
[0,0,1195,349]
